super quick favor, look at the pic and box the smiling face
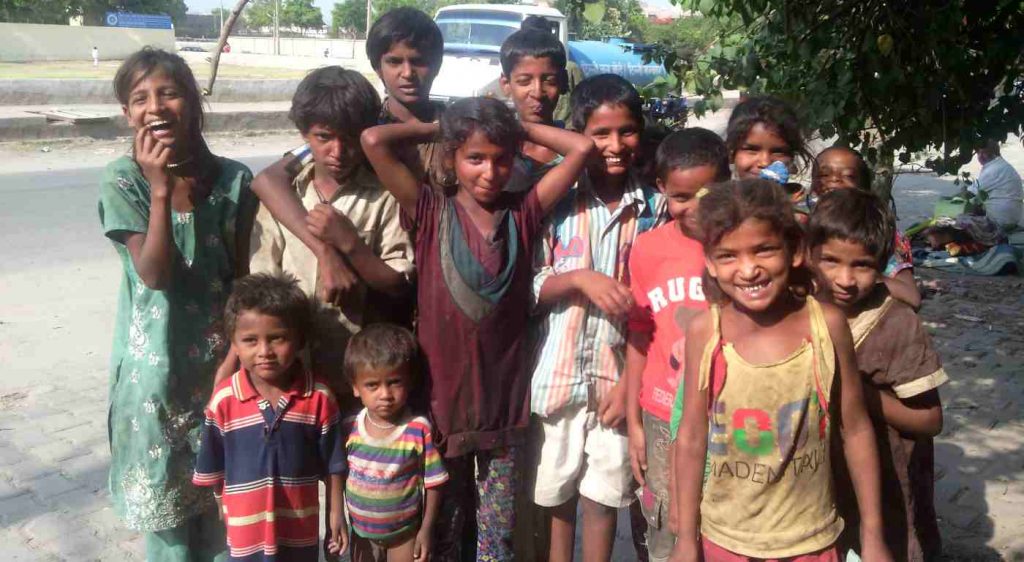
[732,123,794,180]
[232,311,301,387]
[453,129,515,208]
[811,238,881,313]
[377,40,437,108]
[659,164,720,238]
[500,55,561,125]
[302,123,361,181]
[813,148,863,195]
[351,364,410,424]
[706,218,802,313]
[121,69,191,154]
[583,103,642,180]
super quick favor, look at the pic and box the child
[811,146,921,309]
[670,179,892,562]
[529,73,660,562]
[248,66,414,396]
[725,96,811,217]
[342,323,448,562]
[193,273,347,561]
[808,189,946,561]
[361,97,594,560]
[250,7,447,304]
[624,128,731,562]
[500,15,567,193]
[98,47,255,559]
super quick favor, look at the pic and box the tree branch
[206,0,251,96]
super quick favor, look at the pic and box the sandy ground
[0,116,1021,560]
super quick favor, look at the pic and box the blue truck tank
[567,38,666,88]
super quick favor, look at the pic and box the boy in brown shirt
[808,188,948,561]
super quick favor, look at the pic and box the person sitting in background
[970,140,1022,231]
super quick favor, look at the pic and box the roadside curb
[0,108,292,142]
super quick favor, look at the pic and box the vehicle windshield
[436,11,521,52]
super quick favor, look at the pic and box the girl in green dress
[98,48,255,561]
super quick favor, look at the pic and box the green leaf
[583,0,606,24]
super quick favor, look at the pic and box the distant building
[639,1,686,24]
[176,13,219,38]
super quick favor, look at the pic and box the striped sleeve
[420,422,448,488]
[316,387,347,476]
[193,405,225,489]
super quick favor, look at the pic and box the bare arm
[414,487,442,561]
[326,474,348,557]
[626,331,650,485]
[123,127,175,290]
[250,155,326,253]
[524,122,595,213]
[537,270,634,317]
[824,304,891,562]
[883,270,921,310]
[869,387,943,437]
[361,122,439,219]
[669,313,713,562]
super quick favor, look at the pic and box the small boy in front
[624,128,731,562]
[194,273,347,561]
[808,189,947,561]
[248,66,413,399]
[342,323,448,562]
[529,73,661,562]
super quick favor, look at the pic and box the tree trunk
[205,0,251,96]
[872,149,896,214]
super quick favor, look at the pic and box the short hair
[569,74,644,133]
[439,96,525,159]
[807,189,895,270]
[224,273,312,343]
[343,323,419,383]
[366,7,443,73]
[114,48,204,143]
[725,95,811,171]
[289,66,381,139]
[499,16,567,77]
[655,127,731,182]
[811,146,872,192]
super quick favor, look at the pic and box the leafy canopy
[670,0,1024,175]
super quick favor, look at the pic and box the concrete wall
[0,23,175,62]
[0,78,304,105]
[224,37,367,60]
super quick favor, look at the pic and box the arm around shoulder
[360,122,438,220]
[525,123,595,213]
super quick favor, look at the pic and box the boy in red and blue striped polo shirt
[194,273,348,561]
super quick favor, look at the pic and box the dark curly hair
[114,48,204,146]
[343,323,420,385]
[725,96,811,172]
[289,66,381,142]
[366,7,443,73]
[807,188,895,270]
[698,178,807,303]
[439,96,525,161]
[224,273,312,344]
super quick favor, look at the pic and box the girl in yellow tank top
[668,179,892,562]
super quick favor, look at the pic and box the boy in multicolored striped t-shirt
[341,324,448,562]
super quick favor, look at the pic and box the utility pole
[273,0,280,55]
[365,0,371,39]
[219,0,224,32]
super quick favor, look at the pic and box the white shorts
[530,403,635,509]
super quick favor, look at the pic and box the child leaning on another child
[247,65,414,398]
[624,127,731,562]
[808,189,946,562]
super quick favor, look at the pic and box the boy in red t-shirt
[624,128,730,562]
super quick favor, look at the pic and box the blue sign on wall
[104,12,173,29]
